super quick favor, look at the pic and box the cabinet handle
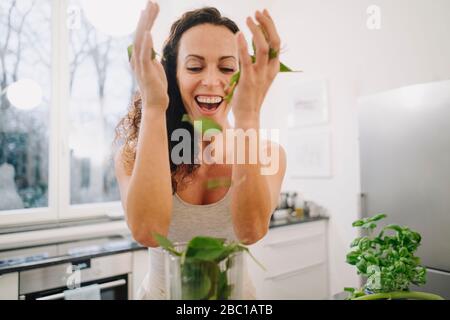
[36,279,126,300]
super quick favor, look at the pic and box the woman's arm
[231,118,286,245]
[121,109,172,248]
[229,10,286,244]
[115,2,172,248]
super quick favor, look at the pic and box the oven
[18,252,132,300]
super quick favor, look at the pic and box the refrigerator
[357,80,450,299]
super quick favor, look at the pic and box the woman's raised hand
[230,9,281,123]
[131,1,169,111]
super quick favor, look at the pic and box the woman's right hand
[131,1,168,111]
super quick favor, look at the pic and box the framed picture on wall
[287,79,329,128]
[288,130,332,179]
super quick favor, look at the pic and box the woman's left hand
[230,9,281,124]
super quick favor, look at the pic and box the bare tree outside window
[68,0,136,205]
[0,0,51,211]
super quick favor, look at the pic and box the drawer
[0,272,19,300]
[260,263,328,300]
[249,221,327,276]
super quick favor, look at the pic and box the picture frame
[287,79,329,128]
[287,129,332,179]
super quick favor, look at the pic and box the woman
[114,2,286,299]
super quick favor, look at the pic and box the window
[0,0,52,211]
[68,0,136,205]
[0,0,139,225]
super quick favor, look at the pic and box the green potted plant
[344,214,444,300]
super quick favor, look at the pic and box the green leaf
[182,114,223,135]
[127,45,133,61]
[352,219,365,227]
[185,236,227,262]
[362,222,377,230]
[195,116,223,135]
[127,44,157,62]
[346,250,360,265]
[217,270,232,300]
[350,237,362,248]
[368,213,387,222]
[269,47,278,59]
[224,71,240,103]
[152,232,181,256]
[181,259,213,299]
[238,245,266,271]
[279,62,292,72]
[230,71,241,85]
[181,113,191,123]
[206,178,232,190]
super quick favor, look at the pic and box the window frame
[0,0,124,228]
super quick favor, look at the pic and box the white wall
[156,0,450,296]
[260,0,450,295]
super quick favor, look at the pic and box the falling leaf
[181,114,222,135]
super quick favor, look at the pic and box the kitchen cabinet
[246,219,329,299]
[0,272,19,300]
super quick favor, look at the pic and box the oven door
[22,274,130,300]
[19,252,133,300]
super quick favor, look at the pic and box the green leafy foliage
[154,234,265,300]
[344,214,429,299]
[181,114,222,135]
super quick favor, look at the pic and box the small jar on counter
[293,193,305,219]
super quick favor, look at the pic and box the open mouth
[195,95,224,114]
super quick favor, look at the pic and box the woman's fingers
[246,16,269,69]
[146,1,159,32]
[256,10,281,56]
[141,31,155,69]
[133,1,159,69]
[236,31,252,74]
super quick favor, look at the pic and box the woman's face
[177,24,238,126]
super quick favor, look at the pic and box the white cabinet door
[260,263,328,299]
[247,220,328,299]
[0,272,19,300]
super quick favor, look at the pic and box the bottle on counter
[293,193,305,219]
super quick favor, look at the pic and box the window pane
[0,0,51,211]
[68,0,136,205]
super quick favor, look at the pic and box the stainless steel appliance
[358,80,450,299]
[0,235,139,300]
[19,252,132,300]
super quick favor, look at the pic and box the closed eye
[187,67,202,72]
[220,67,235,73]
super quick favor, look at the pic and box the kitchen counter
[0,235,144,275]
[0,215,328,275]
[269,215,328,229]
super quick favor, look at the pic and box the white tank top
[136,189,257,300]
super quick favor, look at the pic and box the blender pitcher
[163,242,244,300]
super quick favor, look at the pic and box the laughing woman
[114,2,286,299]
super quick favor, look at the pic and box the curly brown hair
[113,7,239,193]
